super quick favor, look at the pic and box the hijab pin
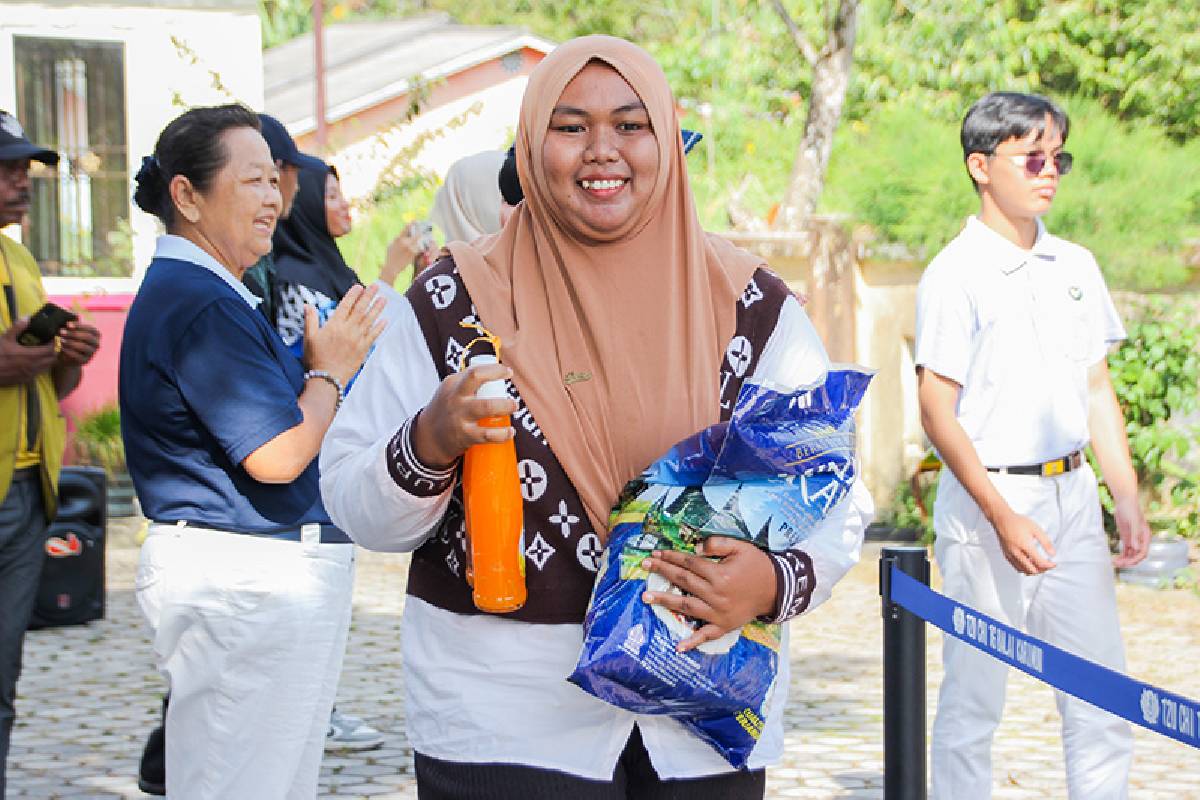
[458,321,503,371]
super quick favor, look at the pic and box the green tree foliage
[262,0,1200,287]
[353,0,1200,141]
[854,0,1200,141]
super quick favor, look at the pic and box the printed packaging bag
[568,368,873,767]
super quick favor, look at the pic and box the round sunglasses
[991,150,1074,178]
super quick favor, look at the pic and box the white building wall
[0,3,263,293]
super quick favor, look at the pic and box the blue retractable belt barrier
[888,563,1200,750]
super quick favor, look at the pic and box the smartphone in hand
[18,302,78,346]
[414,220,435,254]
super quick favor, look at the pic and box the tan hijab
[450,35,763,537]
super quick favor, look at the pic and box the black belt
[159,520,351,544]
[986,450,1084,477]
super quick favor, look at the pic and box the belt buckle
[1042,459,1065,477]
[301,523,320,545]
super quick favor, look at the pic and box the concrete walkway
[7,527,1199,799]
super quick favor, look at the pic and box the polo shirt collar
[962,216,1056,276]
[153,235,262,308]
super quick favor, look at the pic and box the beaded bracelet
[303,369,345,411]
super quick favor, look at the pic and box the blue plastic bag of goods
[568,367,872,768]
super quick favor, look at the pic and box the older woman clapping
[120,104,382,800]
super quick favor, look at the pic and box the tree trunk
[772,0,859,231]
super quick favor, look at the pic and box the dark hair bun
[133,155,167,217]
[135,104,259,228]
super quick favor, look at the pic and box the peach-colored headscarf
[449,35,763,538]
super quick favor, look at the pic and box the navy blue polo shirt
[119,236,341,536]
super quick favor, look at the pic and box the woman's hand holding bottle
[411,362,517,470]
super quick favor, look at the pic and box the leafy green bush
[336,175,439,290]
[886,478,937,545]
[73,404,125,477]
[1099,299,1200,538]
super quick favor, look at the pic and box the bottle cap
[470,354,508,400]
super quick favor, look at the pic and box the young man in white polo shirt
[915,92,1152,799]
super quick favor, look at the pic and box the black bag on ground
[28,466,106,629]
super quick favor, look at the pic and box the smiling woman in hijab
[320,36,871,799]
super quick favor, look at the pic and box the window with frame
[14,36,131,278]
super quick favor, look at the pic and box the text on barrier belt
[887,563,1200,750]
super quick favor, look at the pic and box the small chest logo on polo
[45,532,83,558]
[1068,286,1083,301]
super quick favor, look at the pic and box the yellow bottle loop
[458,321,503,372]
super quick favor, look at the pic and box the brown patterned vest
[403,258,792,624]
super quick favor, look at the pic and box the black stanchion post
[880,545,930,800]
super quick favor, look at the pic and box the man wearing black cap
[0,109,100,795]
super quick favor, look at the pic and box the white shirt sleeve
[749,296,874,618]
[914,266,975,386]
[1086,255,1126,363]
[372,280,408,326]
[319,294,454,552]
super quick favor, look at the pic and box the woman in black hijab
[269,160,434,348]
[272,160,362,347]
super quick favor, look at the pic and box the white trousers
[930,467,1132,800]
[136,524,354,800]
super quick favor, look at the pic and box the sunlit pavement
[8,523,1199,799]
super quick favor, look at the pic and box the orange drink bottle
[462,354,526,613]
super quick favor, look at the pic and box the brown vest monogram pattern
[396,257,797,624]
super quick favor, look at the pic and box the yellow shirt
[0,231,63,517]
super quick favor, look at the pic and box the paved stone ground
[7,522,1199,799]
